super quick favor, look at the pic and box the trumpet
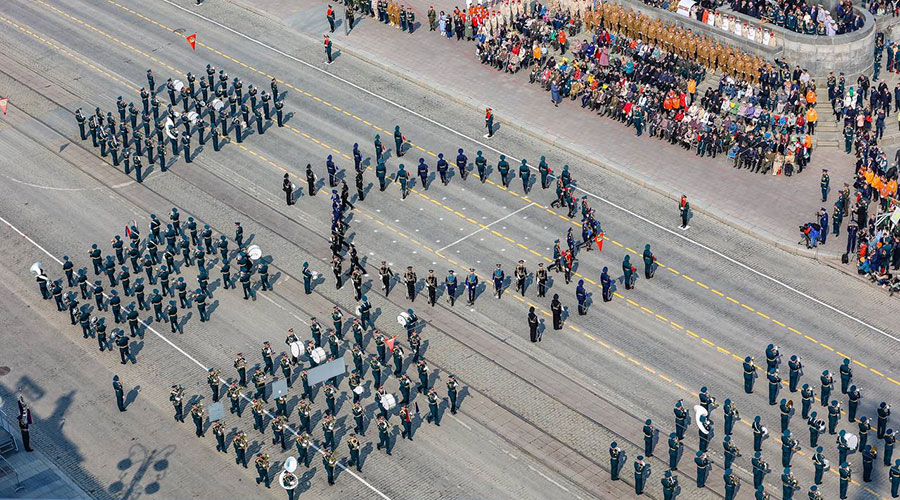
[710,396,719,409]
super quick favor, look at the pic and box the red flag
[596,232,604,251]
[386,336,397,353]
[0,97,8,115]
[186,33,197,50]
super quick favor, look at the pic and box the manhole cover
[173,28,186,35]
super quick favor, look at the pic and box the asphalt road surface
[0,0,897,499]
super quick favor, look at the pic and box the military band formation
[74,65,286,183]
[606,343,899,499]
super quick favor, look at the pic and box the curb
[228,0,844,262]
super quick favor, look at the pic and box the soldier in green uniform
[661,470,679,500]
[296,432,312,467]
[255,453,271,488]
[212,421,227,453]
[668,433,682,470]
[234,431,249,467]
[376,416,392,454]
[190,403,205,437]
[634,456,650,494]
[610,442,623,480]
[752,452,770,489]
[724,469,739,500]
[227,382,242,416]
[323,449,338,485]
[347,436,362,471]
[695,451,709,487]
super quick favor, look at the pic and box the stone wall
[613,0,875,77]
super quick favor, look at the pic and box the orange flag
[596,232,604,251]
[186,33,197,50]
[0,97,7,115]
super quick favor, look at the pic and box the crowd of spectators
[438,0,818,173]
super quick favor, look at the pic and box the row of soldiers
[615,342,898,499]
[73,65,286,182]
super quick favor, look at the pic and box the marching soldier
[255,453,271,488]
[426,388,440,425]
[885,428,896,466]
[780,399,793,433]
[723,436,741,470]
[297,400,312,433]
[839,461,851,499]
[827,400,842,434]
[207,368,221,402]
[249,398,266,434]
[447,375,459,414]
[347,436,362,471]
[212,421,227,453]
[514,260,527,296]
[535,263,547,297]
[788,355,803,392]
[234,431,249,468]
[404,266,417,301]
[801,384,815,419]
[820,370,834,407]
[296,432,312,468]
[768,369,781,405]
[227,382,242,417]
[323,448,338,485]
[379,261,394,295]
[879,402,893,438]
[376,416,392,454]
[743,356,757,393]
[847,385,861,422]
[643,419,656,457]
[253,368,268,403]
[398,404,413,439]
[862,445,877,482]
[170,384,185,422]
[634,456,650,495]
[610,442,623,480]
[695,451,710,487]
[190,403,205,437]
[890,459,900,497]
[352,401,365,435]
[234,353,247,387]
[668,433,682,470]
[465,268,478,305]
[673,401,689,440]
[724,469,740,500]
[723,399,740,435]
[752,452,771,489]
[445,270,458,305]
[425,270,437,306]
[782,430,800,467]
[839,358,853,394]
[812,446,827,485]
[271,416,287,451]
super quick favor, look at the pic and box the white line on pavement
[0,214,392,500]
[435,203,533,253]
[153,0,896,342]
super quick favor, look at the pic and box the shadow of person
[125,385,141,408]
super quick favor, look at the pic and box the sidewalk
[237,0,852,259]
[0,409,91,499]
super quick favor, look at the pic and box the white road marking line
[155,0,897,342]
[435,203,533,253]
